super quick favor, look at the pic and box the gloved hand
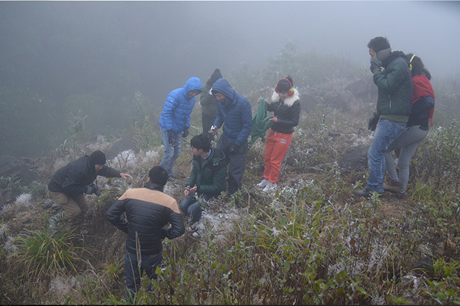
[228,143,239,155]
[85,183,101,196]
[167,130,177,146]
[370,58,382,74]
[209,125,218,135]
[182,127,189,138]
[368,113,379,131]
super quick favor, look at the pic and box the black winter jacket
[48,155,121,196]
[267,89,301,134]
[106,182,185,255]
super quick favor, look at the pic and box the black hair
[367,36,391,53]
[406,53,432,80]
[148,166,168,186]
[190,133,211,152]
[276,75,294,93]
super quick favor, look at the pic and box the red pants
[263,130,292,183]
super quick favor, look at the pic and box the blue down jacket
[159,77,203,132]
[212,78,252,146]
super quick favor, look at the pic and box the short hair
[190,133,211,152]
[367,36,391,53]
[148,166,168,186]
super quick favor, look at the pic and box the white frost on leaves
[0,223,8,236]
[3,236,17,257]
[49,275,78,297]
[15,193,32,208]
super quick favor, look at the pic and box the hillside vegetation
[1,45,460,305]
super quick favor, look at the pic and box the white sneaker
[257,179,269,188]
[263,182,277,192]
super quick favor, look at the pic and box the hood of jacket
[382,51,408,68]
[271,88,300,107]
[182,77,203,101]
[212,78,236,108]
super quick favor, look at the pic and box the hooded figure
[210,78,252,195]
[159,77,203,133]
[159,77,203,179]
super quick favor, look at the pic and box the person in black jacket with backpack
[48,150,132,233]
[106,166,185,301]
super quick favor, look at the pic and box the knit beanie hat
[89,150,106,167]
[208,68,223,86]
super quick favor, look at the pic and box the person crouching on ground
[180,133,227,229]
[106,166,185,302]
[48,150,132,233]
[257,76,301,192]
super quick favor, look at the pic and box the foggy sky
[1,1,459,102]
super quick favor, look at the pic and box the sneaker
[257,179,269,188]
[353,186,383,198]
[167,176,175,182]
[383,178,402,193]
[186,225,198,232]
[263,182,277,192]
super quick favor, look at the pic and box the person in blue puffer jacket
[210,78,252,195]
[159,77,202,180]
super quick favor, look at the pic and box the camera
[88,183,101,196]
[93,186,101,196]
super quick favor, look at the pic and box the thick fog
[0,1,459,156]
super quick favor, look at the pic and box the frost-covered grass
[1,52,460,304]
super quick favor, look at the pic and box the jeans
[160,126,182,177]
[384,125,428,192]
[179,193,213,224]
[367,119,406,193]
[217,136,248,195]
[125,250,163,302]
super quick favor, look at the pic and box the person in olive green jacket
[200,69,222,135]
[180,133,227,226]
[354,36,413,198]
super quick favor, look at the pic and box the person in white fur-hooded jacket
[257,75,301,192]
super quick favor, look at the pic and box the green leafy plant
[13,229,85,279]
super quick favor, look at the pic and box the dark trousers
[202,112,216,134]
[125,250,163,302]
[217,136,248,195]
[180,193,213,224]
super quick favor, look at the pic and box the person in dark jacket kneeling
[48,150,132,233]
[180,133,227,229]
[106,166,185,301]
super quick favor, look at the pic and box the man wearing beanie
[159,77,203,181]
[48,150,133,233]
[200,69,222,136]
[106,166,185,302]
[210,78,252,195]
